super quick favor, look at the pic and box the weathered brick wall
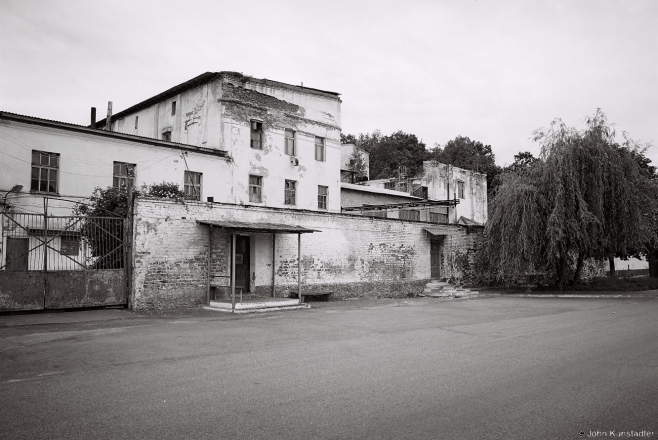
[131,198,476,309]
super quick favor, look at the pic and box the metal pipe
[231,232,236,312]
[297,233,302,303]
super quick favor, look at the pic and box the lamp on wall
[1,184,23,209]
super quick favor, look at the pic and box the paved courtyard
[1,295,657,440]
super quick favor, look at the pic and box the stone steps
[419,280,479,298]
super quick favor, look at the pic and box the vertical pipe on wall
[297,233,302,303]
[231,232,236,312]
[271,233,276,298]
[206,225,212,305]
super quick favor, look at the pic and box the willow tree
[483,110,656,288]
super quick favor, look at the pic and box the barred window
[184,171,202,200]
[399,210,420,221]
[285,129,296,156]
[318,185,328,210]
[251,120,263,149]
[113,162,135,189]
[315,136,325,161]
[284,180,296,205]
[249,175,262,203]
[31,150,59,193]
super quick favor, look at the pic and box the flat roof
[340,182,421,199]
[197,220,319,234]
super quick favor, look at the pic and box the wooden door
[430,238,443,279]
[235,235,250,291]
[6,237,29,271]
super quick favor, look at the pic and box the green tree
[363,131,428,179]
[429,136,502,196]
[482,110,657,288]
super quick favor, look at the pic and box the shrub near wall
[131,198,476,309]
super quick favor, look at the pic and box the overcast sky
[1,0,656,166]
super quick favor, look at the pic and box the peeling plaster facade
[104,72,342,212]
[362,161,488,225]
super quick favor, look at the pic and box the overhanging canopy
[342,199,459,212]
[197,220,319,234]
[423,228,447,236]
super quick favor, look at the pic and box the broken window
[184,171,202,201]
[113,162,135,189]
[318,185,328,210]
[31,150,59,193]
[457,181,465,199]
[315,136,325,161]
[251,121,263,149]
[429,212,448,224]
[162,130,172,141]
[249,175,262,203]
[399,210,420,221]
[284,180,296,205]
[285,129,296,156]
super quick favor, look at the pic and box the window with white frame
[184,171,202,200]
[249,175,262,202]
[284,180,296,205]
[31,150,59,193]
[285,129,296,156]
[113,162,135,189]
[250,120,263,149]
[318,185,328,210]
[315,136,325,161]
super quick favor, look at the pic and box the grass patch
[537,275,658,292]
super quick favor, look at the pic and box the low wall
[131,198,478,309]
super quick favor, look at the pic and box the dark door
[6,237,29,271]
[235,235,250,291]
[430,238,443,279]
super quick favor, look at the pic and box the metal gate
[0,212,128,311]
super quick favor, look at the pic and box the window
[429,212,448,224]
[250,121,263,149]
[285,129,296,156]
[184,171,202,200]
[134,116,138,130]
[284,180,296,205]
[249,175,262,203]
[365,210,387,218]
[31,150,59,193]
[113,162,135,189]
[384,181,396,190]
[172,101,176,116]
[318,185,328,210]
[457,181,465,199]
[399,210,420,221]
[162,131,171,141]
[315,136,325,161]
[60,235,80,256]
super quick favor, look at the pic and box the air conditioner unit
[290,156,299,166]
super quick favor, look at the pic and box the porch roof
[196,220,319,234]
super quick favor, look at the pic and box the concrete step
[204,298,310,313]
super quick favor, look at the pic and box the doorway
[235,235,250,292]
[430,238,443,279]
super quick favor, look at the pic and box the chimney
[105,101,113,131]
[90,107,96,126]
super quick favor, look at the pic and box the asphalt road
[1,296,657,440]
